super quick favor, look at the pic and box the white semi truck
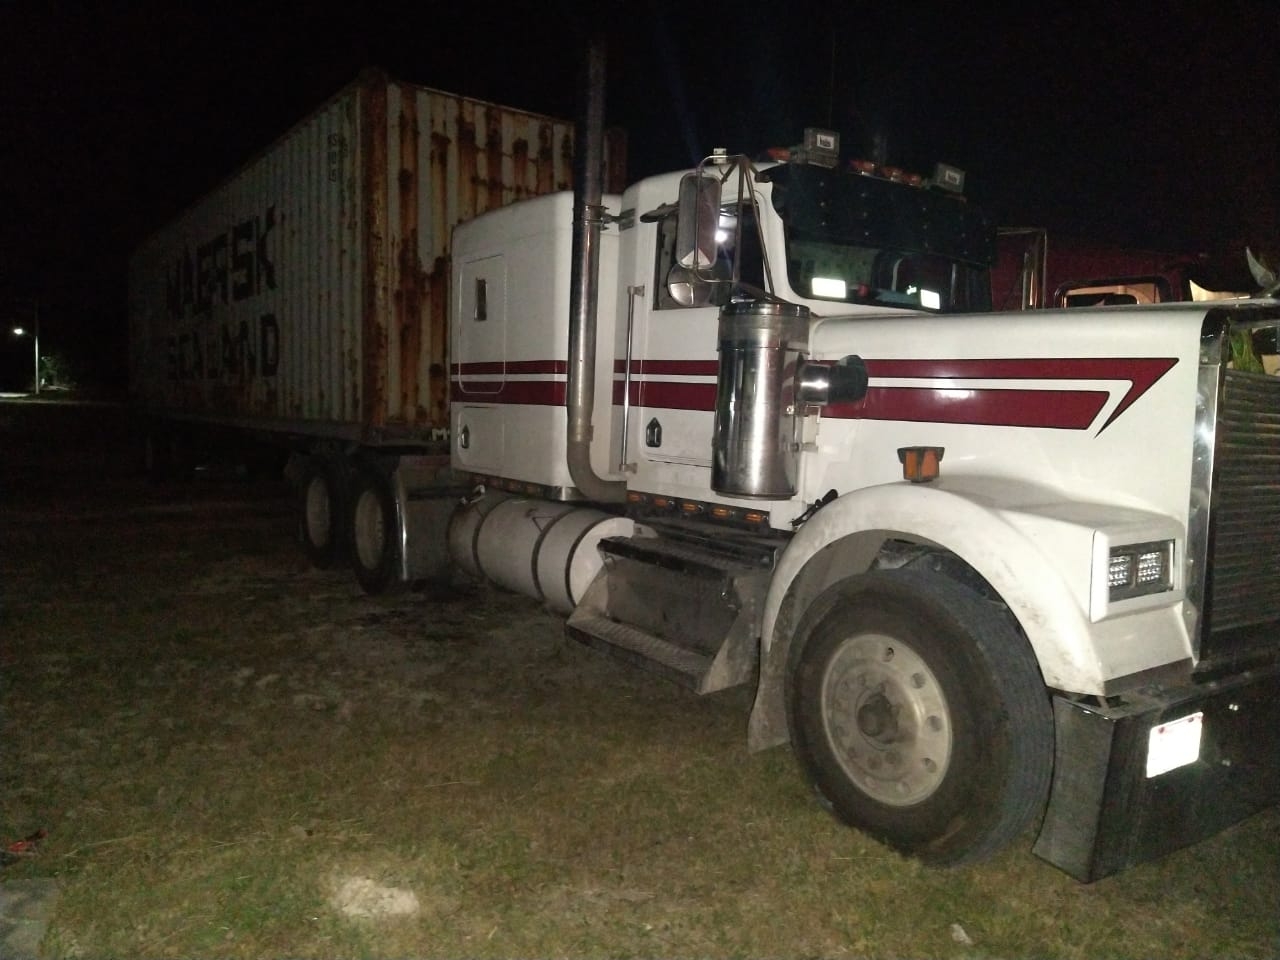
[131,61,1280,882]
[439,139,1280,880]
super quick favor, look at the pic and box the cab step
[565,519,784,693]
[565,613,715,689]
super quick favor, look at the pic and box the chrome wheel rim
[820,631,953,806]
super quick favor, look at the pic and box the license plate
[1146,711,1204,778]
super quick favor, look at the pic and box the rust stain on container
[128,70,625,447]
[457,106,478,227]
[360,72,389,432]
[396,88,423,427]
[484,111,505,211]
[511,137,531,199]
[536,125,556,195]
[429,126,451,290]
[558,130,575,190]
[428,256,449,425]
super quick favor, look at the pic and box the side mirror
[675,172,721,269]
[666,264,715,307]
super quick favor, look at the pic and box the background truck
[990,227,1250,310]
[130,53,1280,882]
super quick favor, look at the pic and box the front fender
[748,478,1188,750]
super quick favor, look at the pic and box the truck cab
[452,143,994,512]
[447,131,1280,881]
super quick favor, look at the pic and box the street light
[9,300,39,395]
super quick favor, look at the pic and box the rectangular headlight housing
[1109,540,1174,601]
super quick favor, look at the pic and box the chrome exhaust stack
[566,38,625,503]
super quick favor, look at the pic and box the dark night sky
[1,1,1277,389]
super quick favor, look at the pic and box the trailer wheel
[350,467,406,595]
[299,460,346,569]
[788,569,1052,866]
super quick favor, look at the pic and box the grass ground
[1,398,1277,958]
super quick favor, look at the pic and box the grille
[1202,369,1280,662]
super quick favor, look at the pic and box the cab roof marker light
[794,128,839,168]
[931,163,966,193]
[805,128,839,153]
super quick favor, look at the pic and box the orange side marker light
[898,446,945,483]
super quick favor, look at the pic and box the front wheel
[349,466,407,595]
[788,569,1053,866]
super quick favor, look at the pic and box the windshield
[764,164,995,313]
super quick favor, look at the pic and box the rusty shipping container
[129,70,625,446]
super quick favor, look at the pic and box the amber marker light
[898,446,945,483]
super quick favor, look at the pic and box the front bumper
[1034,660,1280,882]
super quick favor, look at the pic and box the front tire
[788,569,1053,865]
[349,466,407,595]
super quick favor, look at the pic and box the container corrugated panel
[128,70,625,444]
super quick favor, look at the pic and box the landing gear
[789,569,1053,865]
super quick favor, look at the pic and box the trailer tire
[350,466,406,595]
[299,460,346,569]
[787,568,1053,866]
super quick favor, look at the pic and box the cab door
[452,254,507,472]
[453,254,507,396]
[619,185,765,490]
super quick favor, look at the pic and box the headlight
[1109,540,1174,601]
